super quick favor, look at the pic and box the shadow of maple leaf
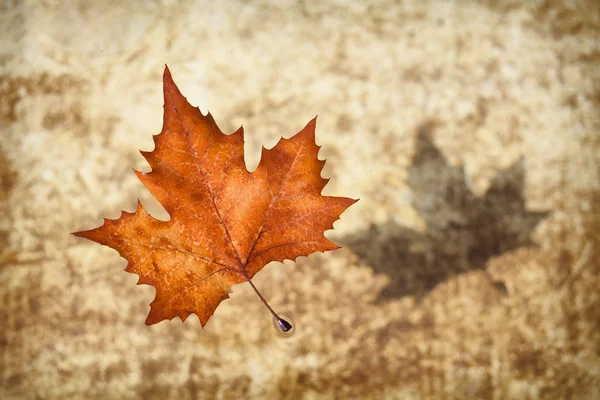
[344,123,549,300]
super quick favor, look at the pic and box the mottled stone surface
[1,0,599,398]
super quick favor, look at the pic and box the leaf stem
[247,278,280,320]
[247,278,293,333]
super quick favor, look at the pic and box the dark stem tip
[277,317,293,333]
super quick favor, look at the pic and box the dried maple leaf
[74,66,357,327]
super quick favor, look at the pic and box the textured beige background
[1,0,599,399]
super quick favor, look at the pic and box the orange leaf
[74,66,357,326]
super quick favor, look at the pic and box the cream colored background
[1,0,599,399]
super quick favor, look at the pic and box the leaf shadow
[343,124,550,300]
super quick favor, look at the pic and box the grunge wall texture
[1,0,599,398]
